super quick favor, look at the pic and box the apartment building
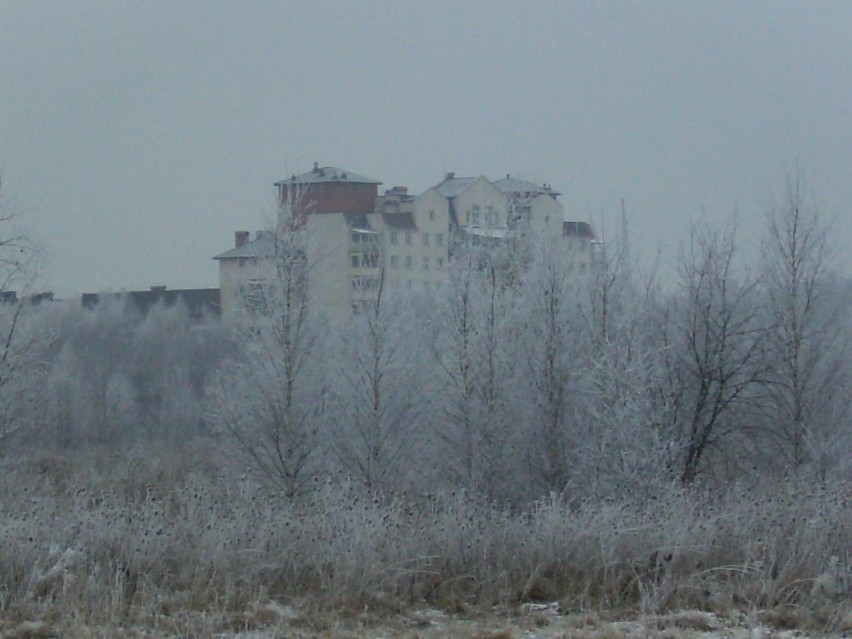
[214,164,596,320]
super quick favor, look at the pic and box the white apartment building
[214,165,596,321]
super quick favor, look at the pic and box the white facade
[215,170,597,321]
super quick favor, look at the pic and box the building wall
[528,193,564,239]
[219,255,277,317]
[453,177,508,231]
[370,188,451,295]
[562,231,595,279]
[218,173,597,322]
[306,213,352,322]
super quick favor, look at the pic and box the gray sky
[2,1,850,296]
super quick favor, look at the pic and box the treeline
[1,184,850,502]
[0,182,850,630]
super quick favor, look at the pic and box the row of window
[351,253,445,270]
[352,276,380,291]
[387,255,444,270]
[352,276,444,293]
[351,253,381,268]
[351,278,442,312]
[389,230,444,247]
[465,205,500,227]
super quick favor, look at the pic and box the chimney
[235,231,250,247]
[313,162,319,173]
[445,172,455,181]
[150,285,166,293]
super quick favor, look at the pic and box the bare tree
[517,240,577,495]
[210,188,326,498]
[0,179,46,453]
[429,241,519,500]
[56,298,138,444]
[329,256,422,492]
[588,203,631,347]
[569,214,672,500]
[656,223,768,484]
[758,178,850,478]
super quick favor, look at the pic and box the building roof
[563,221,595,239]
[435,176,477,198]
[381,212,417,230]
[213,233,275,260]
[494,176,561,196]
[274,164,381,187]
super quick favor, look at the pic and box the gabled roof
[494,176,561,197]
[213,233,275,260]
[274,165,381,187]
[435,176,477,198]
[381,212,417,230]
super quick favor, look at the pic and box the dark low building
[82,286,220,321]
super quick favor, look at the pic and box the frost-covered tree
[131,302,227,441]
[566,215,672,500]
[429,241,520,500]
[329,261,423,492]
[757,179,851,479]
[210,189,327,498]
[0,179,43,453]
[51,298,138,444]
[516,239,578,496]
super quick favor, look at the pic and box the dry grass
[0,445,849,637]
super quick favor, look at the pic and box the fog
[2,1,851,296]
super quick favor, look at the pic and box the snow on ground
[2,603,849,638]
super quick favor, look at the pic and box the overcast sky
[2,1,850,296]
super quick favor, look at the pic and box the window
[485,206,492,226]
[437,257,444,268]
[351,255,359,268]
[579,262,586,274]
[429,209,435,221]
[405,231,412,245]
[390,231,398,245]
[436,233,444,247]
[390,255,399,268]
[354,276,379,291]
[405,256,412,269]
[489,206,500,227]
[471,205,480,226]
[545,215,550,224]
[242,281,270,314]
[423,256,430,270]
[422,232,429,246]
[351,232,361,243]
